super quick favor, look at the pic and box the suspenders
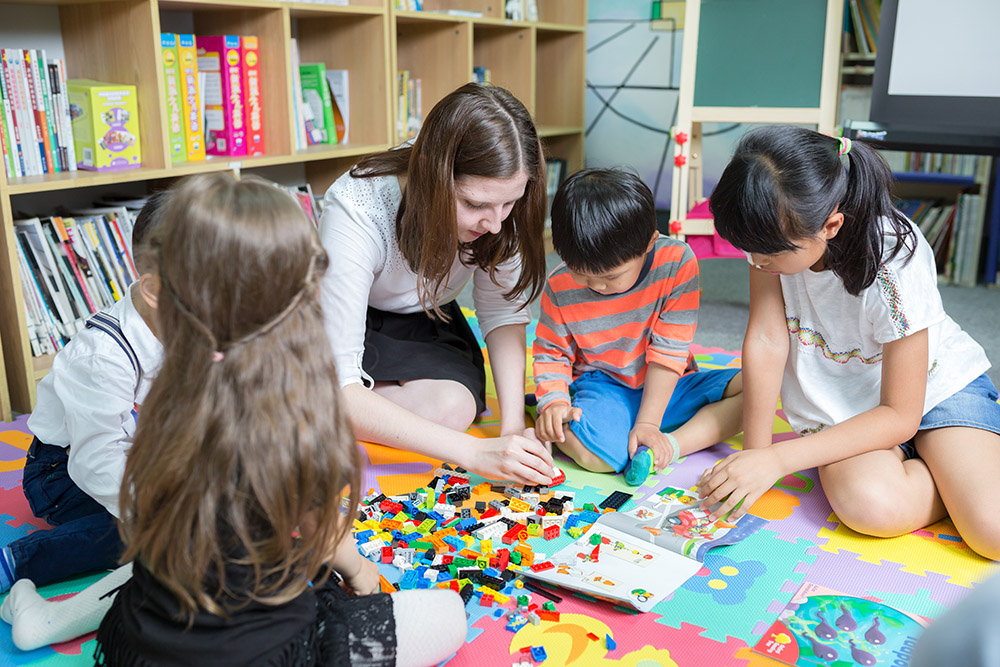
[85,312,141,379]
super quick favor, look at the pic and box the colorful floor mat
[1,315,997,665]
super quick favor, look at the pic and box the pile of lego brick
[351,464,631,618]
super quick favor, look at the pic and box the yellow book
[177,33,206,161]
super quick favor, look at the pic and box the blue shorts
[567,367,741,472]
[900,373,1000,459]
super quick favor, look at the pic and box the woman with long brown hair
[320,83,555,485]
[93,173,467,666]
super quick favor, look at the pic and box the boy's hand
[696,448,784,521]
[628,422,674,472]
[341,553,380,596]
[535,403,582,444]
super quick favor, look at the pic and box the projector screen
[871,0,1000,137]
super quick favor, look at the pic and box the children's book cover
[196,35,246,157]
[241,36,265,156]
[177,34,206,161]
[753,581,929,667]
[521,486,766,612]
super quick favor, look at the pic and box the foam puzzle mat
[1,314,997,666]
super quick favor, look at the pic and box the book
[197,35,247,157]
[290,38,305,150]
[299,63,336,145]
[324,68,349,144]
[67,79,141,171]
[14,217,82,336]
[753,581,927,666]
[241,36,265,156]
[161,33,187,163]
[177,34,206,161]
[521,486,766,612]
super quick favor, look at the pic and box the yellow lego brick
[480,539,494,554]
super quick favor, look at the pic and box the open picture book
[753,581,929,666]
[522,486,766,612]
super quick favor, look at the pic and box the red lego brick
[543,525,560,540]
[537,610,560,622]
[530,561,555,573]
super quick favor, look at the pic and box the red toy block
[379,500,403,514]
[480,594,494,607]
[480,508,499,520]
[590,544,600,563]
[537,610,560,621]
[550,467,566,486]
[543,525,560,540]
[498,549,510,569]
[586,632,600,641]
[450,580,460,592]
[381,546,394,563]
[530,561,554,573]
[442,555,454,564]
[502,524,526,545]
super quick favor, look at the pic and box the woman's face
[454,172,529,244]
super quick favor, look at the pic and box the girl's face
[744,210,844,276]
[454,172,529,244]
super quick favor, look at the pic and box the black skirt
[362,300,487,415]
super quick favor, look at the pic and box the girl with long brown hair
[93,173,466,666]
[320,83,555,485]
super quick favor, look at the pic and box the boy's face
[567,254,649,296]
[566,232,657,296]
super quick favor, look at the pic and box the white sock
[0,563,132,651]
[392,588,467,667]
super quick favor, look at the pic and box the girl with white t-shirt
[698,125,1000,560]
[320,83,555,485]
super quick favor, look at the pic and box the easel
[669,0,845,240]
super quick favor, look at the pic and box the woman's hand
[464,433,556,485]
[696,447,785,521]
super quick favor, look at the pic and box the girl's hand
[534,404,582,444]
[628,422,673,472]
[341,554,380,596]
[466,434,556,485]
[696,447,785,521]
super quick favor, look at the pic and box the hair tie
[838,136,852,156]
[212,351,225,363]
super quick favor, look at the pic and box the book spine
[161,33,187,163]
[22,50,52,174]
[107,215,139,280]
[54,60,76,171]
[241,36,265,156]
[15,234,62,353]
[53,216,98,313]
[177,34,206,161]
[40,218,89,319]
[0,56,16,179]
[37,49,60,172]
[2,53,26,177]
[84,218,122,302]
[7,50,40,175]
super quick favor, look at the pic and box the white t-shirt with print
[319,171,529,388]
[778,218,990,435]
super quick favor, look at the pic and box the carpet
[0,313,996,666]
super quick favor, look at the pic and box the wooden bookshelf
[0,0,587,416]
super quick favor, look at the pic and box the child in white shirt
[0,192,168,592]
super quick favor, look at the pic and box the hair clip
[838,136,852,156]
[212,351,225,363]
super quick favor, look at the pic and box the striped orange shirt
[533,236,699,412]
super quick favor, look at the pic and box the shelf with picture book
[886,150,994,287]
[0,0,586,416]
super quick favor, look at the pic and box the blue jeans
[9,439,124,587]
[899,373,1000,459]
[568,367,741,472]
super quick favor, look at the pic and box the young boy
[0,192,169,592]
[533,169,743,486]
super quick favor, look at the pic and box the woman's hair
[709,125,915,295]
[351,82,546,316]
[119,172,361,620]
[550,168,657,274]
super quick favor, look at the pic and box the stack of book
[15,204,141,356]
[160,33,266,162]
[397,70,422,142]
[844,0,880,56]
[896,193,986,286]
[0,48,77,179]
[289,41,349,151]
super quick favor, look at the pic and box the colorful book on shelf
[14,218,82,337]
[299,63,336,145]
[176,34,206,161]
[49,59,77,171]
[197,35,247,157]
[521,486,766,612]
[325,68,349,144]
[753,581,927,666]
[161,33,186,163]
[67,79,141,171]
[241,36,265,156]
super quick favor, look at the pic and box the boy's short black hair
[550,168,657,274]
[132,190,171,274]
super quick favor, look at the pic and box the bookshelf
[0,0,587,417]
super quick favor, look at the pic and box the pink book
[195,35,246,157]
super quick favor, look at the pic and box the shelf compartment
[472,24,532,111]
[295,10,392,147]
[534,29,583,129]
[395,18,471,127]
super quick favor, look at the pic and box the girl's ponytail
[829,137,915,294]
